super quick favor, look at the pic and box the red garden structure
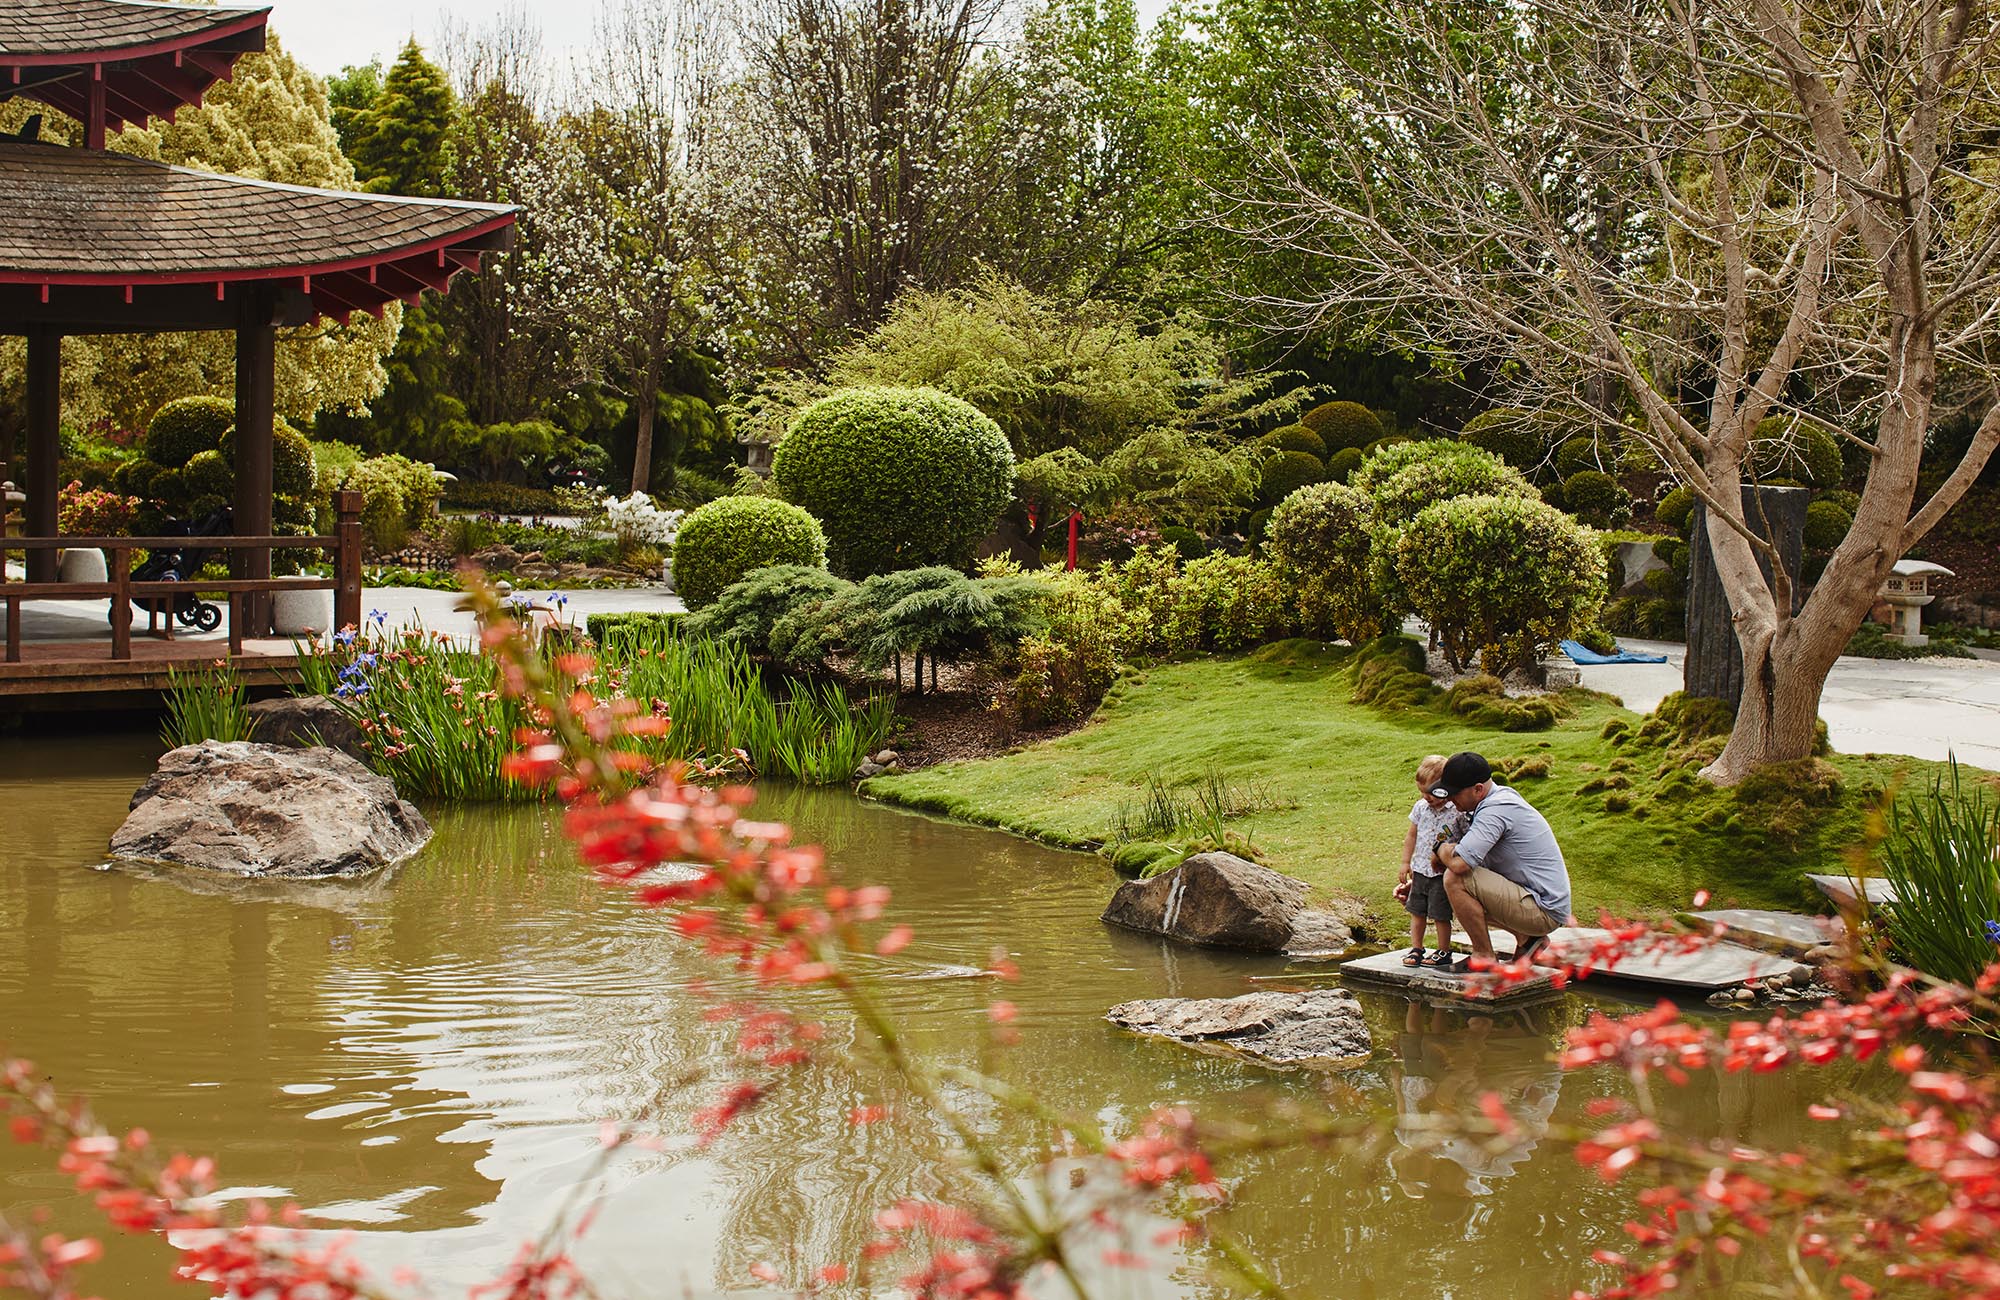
[0,0,515,700]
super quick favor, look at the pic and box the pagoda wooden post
[24,330,60,583]
[1686,486,1808,707]
[85,74,107,152]
[233,304,276,636]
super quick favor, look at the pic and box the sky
[265,0,1175,77]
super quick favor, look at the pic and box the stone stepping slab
[1546,928,1810,991]
[1807,873,1900,908]
[1105,989,1372,1069]
[1689,908,1839,956]
[1338,948,1565,1010]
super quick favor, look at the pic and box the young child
[1395,754,1467,966]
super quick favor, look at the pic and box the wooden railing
[0,491,363,663]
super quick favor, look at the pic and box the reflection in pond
[0,736,1842,1299]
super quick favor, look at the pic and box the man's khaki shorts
[1455,866,1559,937]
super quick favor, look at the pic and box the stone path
[1338,949,1565,1009]
[1545,927,1811,991]
[1574,636,2000,771]
[1691,908,1839,955]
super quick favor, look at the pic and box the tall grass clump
[296,621,891,800]
[1876,757,2000,987]
[161,660,252,749]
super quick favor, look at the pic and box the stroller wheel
[192,602,222,634]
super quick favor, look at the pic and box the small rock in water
[1106,989,1370,1068]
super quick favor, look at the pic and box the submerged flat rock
[1106,988,1370,1068]
[111,740,431,879]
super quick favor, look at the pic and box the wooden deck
[0,636,301,703]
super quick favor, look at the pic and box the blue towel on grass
[1561,639,1669,666]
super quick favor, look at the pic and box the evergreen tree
[346,40,456,197]
[326,60,384,160]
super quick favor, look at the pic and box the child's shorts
[1403,871,1453,922]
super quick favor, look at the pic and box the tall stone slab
[1686,485,1808,705]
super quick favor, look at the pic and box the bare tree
[715,0,1031,357]
[1221,0,2000,784]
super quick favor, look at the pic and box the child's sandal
[1401,948,1427,967]
[1423,948,1455,967]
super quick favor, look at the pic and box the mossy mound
[1347,636,1440,711]
[1442,674,1567,732]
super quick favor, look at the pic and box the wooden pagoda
[0,0,516,698]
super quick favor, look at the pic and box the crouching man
[1431,751,1574,971]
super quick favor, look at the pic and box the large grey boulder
[111,741,430,878]
[246,695,370,762]
[1102,851,1352,955]
[1107,989,1371,1068]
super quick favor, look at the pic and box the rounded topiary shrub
[1655,485,1697,533]
[1326,446,1363,483]
[1300,401,1385,452]
[1364,441,1539,529]
[1395,493,1607,677]
[1259,424,1328,459]
[772,387,1014,576]
[182,449,233,502]
[672,495,829,608]
[1751,417,1843,488]
[1258,449,1329,505]
[221,420,317,499]
[1804,497,1854,551]
[1159,525,1209,560]
[144,396,234,469]
[1266,481,1384,642]
[1561,469,1631,527]
[1459,408,1544,471]
[1553,437,1604,478]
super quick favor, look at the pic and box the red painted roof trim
[0,212,519,288]
[0,8,269,68]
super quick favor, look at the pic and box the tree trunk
[630,383,658,495]
[1701,626,1833,783]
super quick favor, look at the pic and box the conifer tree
[346,40,456,197]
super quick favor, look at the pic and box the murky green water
[0,735,1843,1298]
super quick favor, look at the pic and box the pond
[0,734,1850,1299]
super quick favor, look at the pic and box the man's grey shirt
[1456,785,1573,924]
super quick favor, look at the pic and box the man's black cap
[1429,751,1492,798]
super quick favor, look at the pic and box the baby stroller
[119,508,232,634]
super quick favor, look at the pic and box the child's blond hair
[1414,754,1447,787]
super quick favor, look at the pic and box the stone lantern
[1881,559,1954,646]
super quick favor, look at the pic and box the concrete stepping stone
[1690,909,1838,956]
[1338,948,1564,1009]
[1548,927,1809,991]
[1807,873,1899,908]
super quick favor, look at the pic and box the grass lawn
[863,639,1953,921]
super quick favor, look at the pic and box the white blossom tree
[1220,0,2000,783]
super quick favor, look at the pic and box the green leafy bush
[1326,446,1363,484]
[1804,497,1854,551]
[1554,438,1604,478]
[1300,401,1384,452]
[1751,417,1844,487]
[1266,482,1384,642]
[1655,486,1697,532]
[1103,429,1261,534]
[1168,553,1293,651]
[1396,494,1607,676]
[672,496,829,608]
[1159,525,1209,559]
[342,454,443,551]
[989,569,1124,727]
[1458,408,1545,471]
[1258,449,1328,505]
[181,449,233,503]
[1259,424,1328,458]
[144,396,233,469]
[444,482,563,515]
[1364,441,1538,529]
[1562,469,1631,527]
[585,611,687,647]
[772,386,1015,576]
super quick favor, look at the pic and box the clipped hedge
[1258,448,1328,505]
[1458,407,1544,471]
[1804,497,1854,551]
[1326,446,1363,483]
[1300,401,1384,452]
[1655,485,1697,532]
[772,386,1015,576]
[1259,424,1328,458]
[586,610,687,647]
[1562,469,1630,527]
[1266,481,1383,642]
[1396,493,1607,677]
[672,495,828,607]
[1751,417,1844,487]
[219,421,317,499]
[144,396,233,469]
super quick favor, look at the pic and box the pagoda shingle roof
[0,0,266,58]
[0,140,516,331]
